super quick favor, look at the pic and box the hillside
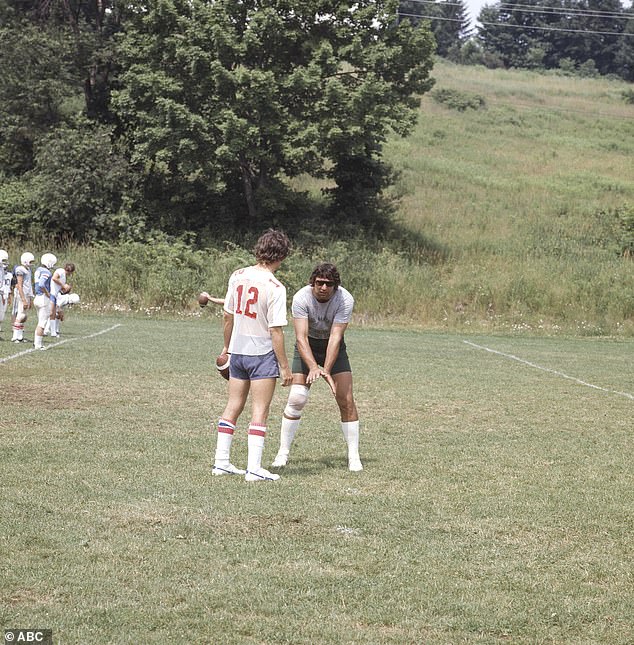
[380,59,634,335]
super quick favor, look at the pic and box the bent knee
[284,384,310,418]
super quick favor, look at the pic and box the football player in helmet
[11,252,35,342]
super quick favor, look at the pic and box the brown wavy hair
[254,229,291,265]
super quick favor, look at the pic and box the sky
[464,0,489,25]
[462,0,633,27]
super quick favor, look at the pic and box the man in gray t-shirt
[271,262,363,472]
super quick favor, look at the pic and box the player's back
[225,266,287,356]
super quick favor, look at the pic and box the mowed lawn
[1,314,633,644]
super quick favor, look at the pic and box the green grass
[1,313,633,643]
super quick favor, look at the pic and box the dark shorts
[230,350,280,381]
[292,337,351,375]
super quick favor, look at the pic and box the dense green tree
[113,0,436,232]
[0,18,78,174]
[399,0,472,56]
[28,119,136,240]
[477,0,632,77]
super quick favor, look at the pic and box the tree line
[0,0,435,244]
[400,0,634,80]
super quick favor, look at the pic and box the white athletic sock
[342,420,362,469]
[214,418,236,466]
[34,334,43,349]
[247,423,267,473]
[277,417,301,458]
[12,322,24,341]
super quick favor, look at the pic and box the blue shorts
[230,350,279,381]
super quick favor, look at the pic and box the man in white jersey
[212,229,293,483]
[45,262,75,337]
[11,252,35,343]
[271,262,363,472]
[33,253,57,350]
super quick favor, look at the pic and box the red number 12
[235,285,259,319]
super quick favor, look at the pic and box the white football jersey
[13,264,33,298]
[50,268,66,297]
[224,265,287,356]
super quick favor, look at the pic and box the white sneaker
[271,452,288,468]
[212,463,246,476]
[348,458,363,472]
[50,332,59,338]
[245,468,280,482]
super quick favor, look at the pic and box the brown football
[216,352,230,380]
[198,292,209,307]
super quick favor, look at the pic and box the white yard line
[0,324,122,365]
[463,340,634,401]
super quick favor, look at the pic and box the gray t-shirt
[292,285,354,340]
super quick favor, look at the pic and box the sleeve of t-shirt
[333,291,354,324]
[267,284,288,328]
[291,289,309,319]
[223,273,236,315]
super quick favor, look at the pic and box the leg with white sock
[334,371,363,471]
[272,384,310,467]
[244,377,279,482]
[11,309,27,342]
[213,378,249,476]
[212,418,245,475]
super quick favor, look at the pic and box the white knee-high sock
[214,418,236,465]
[247,423,267,473]
[277,417,301,458]
[341,420,362,469]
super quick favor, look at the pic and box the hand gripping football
[216,352,230,380]
[198,292,209,307]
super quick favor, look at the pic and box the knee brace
[284,384,310,419]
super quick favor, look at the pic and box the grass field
[1,313,633,644]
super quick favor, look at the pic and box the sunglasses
[314,279,335,287]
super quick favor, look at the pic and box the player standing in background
[212,229,293,483]
[272,262,363,472]
[11,252,35,343]
[33,253,57,350]
[0,250,8,336]
[46,262,75,337]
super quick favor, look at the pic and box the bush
[622,89,634,105]
[431,88,486,111]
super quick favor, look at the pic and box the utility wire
[400,0,634,19]
[398,11,634,35]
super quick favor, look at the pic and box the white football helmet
[41,253,57,269]
[0,249,8,266]
[20,252,35,266]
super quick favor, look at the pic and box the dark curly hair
[254,229,291,265]
[309,262,340,289]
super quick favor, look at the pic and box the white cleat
[245,468,280,482]
[271,453,288,468]
[212,463,246,476]
[348,458,363,472]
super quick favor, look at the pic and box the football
[216,352,230,380]
[61,283,72,294]
[198,292,209,307]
